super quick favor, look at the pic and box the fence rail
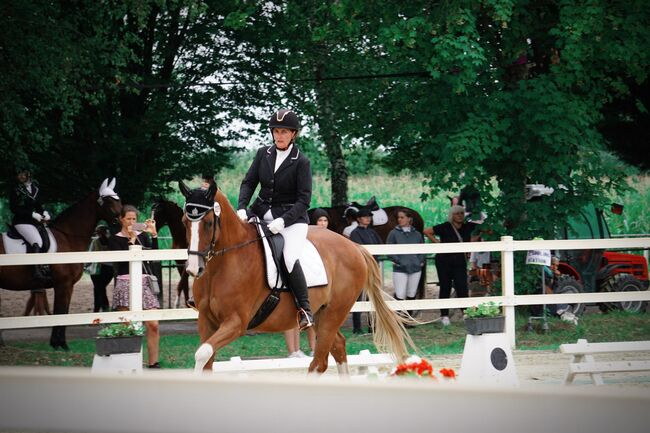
[1,236,649,347]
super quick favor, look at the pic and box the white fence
[1,236,649,347]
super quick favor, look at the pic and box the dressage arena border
[1,238,650,433]
[1,236,649,349]
[1,367,650,433]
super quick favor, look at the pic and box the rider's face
[272,128,296,150]
[17,171,30,183]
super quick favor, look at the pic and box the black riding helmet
[269,109,300,131]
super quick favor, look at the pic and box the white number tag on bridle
[213,202,221,217]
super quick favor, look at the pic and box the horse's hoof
[51,342,69,351]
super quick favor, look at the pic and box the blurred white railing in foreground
[1,236,649,348]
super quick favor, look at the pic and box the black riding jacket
[238,145,312,226]
[9,181,45,225]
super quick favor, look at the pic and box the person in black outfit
[349,207,383,334]
[237,109,314,330]
[87,225,113,312]
[9,168,52,281]
[424,205,481,326]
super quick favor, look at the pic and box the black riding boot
[287,260,313,330]
[27,243,48,281]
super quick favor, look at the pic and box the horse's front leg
[194,316,243,374]
[49,281,73,351]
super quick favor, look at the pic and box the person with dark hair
[310,208,330,228]
[200,173,215,190]
[86,225,113,312]
[424,205,481,326]
[107,205,161,368]
[349,207,383,334]
[9,168,51,281]
[237,109,314,330]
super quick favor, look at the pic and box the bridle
[184,203,271,266]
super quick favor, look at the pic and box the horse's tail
[358,245,416,362]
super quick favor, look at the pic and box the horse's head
[151,197,172,229]
[180,180,219,278]
[97,178,122,224]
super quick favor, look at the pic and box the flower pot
[464,316,505,335]
[95,336,143,356]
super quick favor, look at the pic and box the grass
[1,310,648,369]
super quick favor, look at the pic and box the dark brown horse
[180,184,414,374]
[151,198,190,307]
[0,179,122,349]
[309,202,427,298]
[308,201,425,241]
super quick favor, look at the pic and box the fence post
[128,245,143,312]
[500,236,516,348]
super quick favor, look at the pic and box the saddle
[246,220,328,330]
[247,224,287,330]
[344,196,388,226]
[5,223,51,253]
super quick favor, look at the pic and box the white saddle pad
[256,224,328,289]
[371,208,388,226]
[1,228,58,255]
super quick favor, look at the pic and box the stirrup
[297,308,313,331]
[185,297,198,311]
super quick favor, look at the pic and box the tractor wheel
[598,273,647,313]
[554,275,586,316]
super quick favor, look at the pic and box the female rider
[237,109,313,330]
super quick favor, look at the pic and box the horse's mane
[51,190,97,225]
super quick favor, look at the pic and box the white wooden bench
[560,339,650,385]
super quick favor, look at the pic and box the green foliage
[465,301,502,318]
[97,320,144,338]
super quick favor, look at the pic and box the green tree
[343,0,647,241]
[0,1,279,207]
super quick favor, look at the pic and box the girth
[246,224,289,330]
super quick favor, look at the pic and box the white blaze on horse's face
[186,221,202,277]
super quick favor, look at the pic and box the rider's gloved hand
[268,218,285,234]
[236,209,249,222]
[42,211,51,221]
[31,212,43,222]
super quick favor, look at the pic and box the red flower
[439,368,456,379]
[392,357,450,380]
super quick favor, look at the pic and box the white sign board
[525,249,551,266]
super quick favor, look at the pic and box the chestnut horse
[180,183,414,373]
[151,198,190,307]
[0,179,122,349]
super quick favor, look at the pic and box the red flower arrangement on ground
[391,356,456,380]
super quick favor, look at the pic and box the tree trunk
[314,66,348,206]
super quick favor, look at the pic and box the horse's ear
[108,178,116,191]
[99,178,108,191]
[179,180,191,198]
[204,183,217,201]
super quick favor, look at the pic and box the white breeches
[262,211,307,272]
[393,271,421,299]
[15,224,42,247]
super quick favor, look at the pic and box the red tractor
[555,203,649,315]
